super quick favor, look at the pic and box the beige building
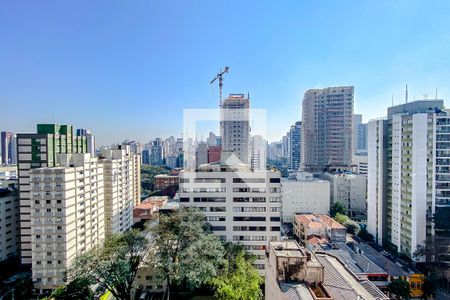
[101,145,139,236]
[301,86,354,172]
[323,172,367,218]
[29,153,105,293]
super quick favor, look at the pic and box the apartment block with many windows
[17,124,89,265]
[29,153,104,292]
[101,145,139,236]
[178,153,281,273]
[368,100,450,261]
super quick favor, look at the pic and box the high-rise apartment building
[150,138,164,166]
[17,124,89,265]
[220,94,250,164]
[1,131,17,165]
[368,100,449,261]
[29,153,105,292]
[141,149,150,165]
[76,129,96,157]
[354,114,368,156]
[179,153,282,273]
[101,145,138,235]
[250,135,266,171]
[301,86,354,172]
[288,121,301,171]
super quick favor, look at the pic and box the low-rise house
[265,240,389,300]
[294,214,346,245]
[133,196,168,223]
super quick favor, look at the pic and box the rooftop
[296,214,346,230]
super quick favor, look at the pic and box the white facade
[323,172,367,218]
[367,100,449,260]
[101,146,139,236]
[179,159,281,273]
[367,119,386,245]
[281,176,330,223]
[352,155,368,175]
[29,153,105,292]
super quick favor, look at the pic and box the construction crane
[210,66,229,107]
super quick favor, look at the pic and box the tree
[50,277,94,300]
[330,202,346,217]
[357,228,374,242]
[334,213,360,235]
[210,252,263,300]
[67,229,150,300]
[388,278,410,299]
[152,207,225,294]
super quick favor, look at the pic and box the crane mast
[210,66,229,107]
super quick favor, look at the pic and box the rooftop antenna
[391,94,394,106]
[436,88,438,100]
[405,84,409,103]
[210,66,230,107]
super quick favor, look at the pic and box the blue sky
[1,1,450,145]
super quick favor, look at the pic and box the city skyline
[1,1,450,145]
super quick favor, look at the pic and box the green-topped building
[16,124,90,265]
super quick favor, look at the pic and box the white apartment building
[367,100,450,260]
[281,173,330,223]
[0,184,20,262]
[101,145,139,236]
[29,153,105,292]
[367,119,387,245]
[179,153,281,273]
[323,172,367,218]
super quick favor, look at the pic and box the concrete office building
[288,121,301,171]
[29,153,105,292]
[16,124,89,265]
[301,86,354,172]
[323,172,367,218]
[220,94,250,164]
[101,145,139,235]
[196,142,208,168]
[179,152,282,273]
[0,183,20,262]
[281,172,330,223]
[367,100,450,261]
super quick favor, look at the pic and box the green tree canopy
[210,252,263,300]
[67,229,150,300]
[330,202,346,217]
[152,207,225,293]
[388,278,410,299]
[50,277,94,300]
